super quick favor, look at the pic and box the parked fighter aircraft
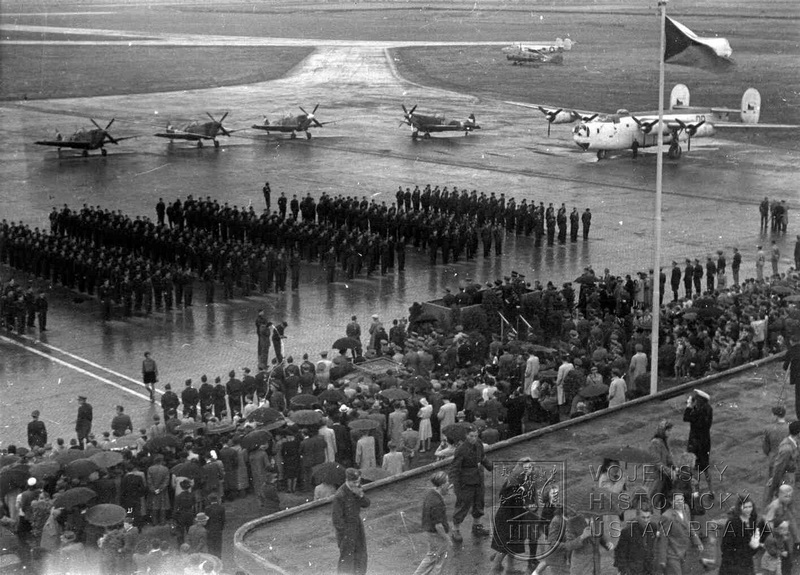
[509,85,795,160]
[35,118,136,157]
[502,38,573,66]
[400,105,480,139]
[154,112,231,148]
[250,105,328,139]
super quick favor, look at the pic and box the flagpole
[649,0,667,396]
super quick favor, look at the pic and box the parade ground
[1,0,798,573]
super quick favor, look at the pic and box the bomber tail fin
[670,84,690,109]
[740,88,761,124]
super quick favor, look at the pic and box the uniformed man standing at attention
[670,261,682,302]
[75,395,93,448]
[581,207,592,240]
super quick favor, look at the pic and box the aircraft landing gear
[668,143,682,159]
[290,132,297,140]
[82,150,89,157]
[213,140,220,148]
[101,148,107,157]
[596,149,608,160]
[412,131,419,140]
[306,131,312,140]
[197,140,204,148]
[423,132,431,139]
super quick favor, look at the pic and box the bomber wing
[35,140,91,149]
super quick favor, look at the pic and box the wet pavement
[1,2,798,573]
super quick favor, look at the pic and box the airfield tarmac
[0,1,798,573]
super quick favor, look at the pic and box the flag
[664,16,734,73]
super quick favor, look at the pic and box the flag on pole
[664,16,734,72]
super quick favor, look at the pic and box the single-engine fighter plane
[509,84,796,160]
[154,112,231,148]
[502,37,573,66]
[35,118,136,157]
[400,105,480,140]
[250,105,329,140]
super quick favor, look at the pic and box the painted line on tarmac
[1,335,152,402]
[19,335,163,396]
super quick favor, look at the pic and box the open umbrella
[529,345,557,354]
[53,487,97,509]
[85,503,126,527]
[408,376,430,391]
[176,421,206,434]
[247,406,285,425]
[332,337,361,351]
[64,459,100,479]
[88,451,124,470]
[171,461,204,480]
[29,460,61,480]
[379,388,410,402]
[318,389,347,404]
[579,383,610,399]
[144,435,181,452]
[108,435,141,450]
[241,430,273,451]
[311,462,347,487]
[771,286,795,295]
[599,446,655,464]
[441,422,473,444]
[290,394,320,408]
[360,467,392,483]
[0,454,20,468]
[288,410,323,426]
[206,422,236,435]
[348,419,379,431]
[784,294,800,303]
[82,446,102,457]
[574,273,598,284]
[55,450,91,466]
[0,465,30,494]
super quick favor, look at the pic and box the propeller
[401,104,418,127]
[299,105,324,128]
[675,119,705,151]
[631,116,660,134]
[90,118,120,145]
[538,107,561,136]
[206,112,231,136]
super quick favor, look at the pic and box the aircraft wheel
[101,148,108,157]
[197,140,204,148]
[306,132,312,140]
[291,132,297,140]
[82,150,89,157]
[423,133,431,140]
[412,132,418,140]
[596,150,604,160]
[213,140,220,148]
[668,144,681,159]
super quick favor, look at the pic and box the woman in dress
[417,398,433,453]
[281,432,301,493]
[354,431,377,471]
[490,457,539,573]
[718,494,761,575]
[233,437,251,498]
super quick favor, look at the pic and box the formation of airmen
[0,184,595,321]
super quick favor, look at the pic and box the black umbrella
[290,394,320,408]
[108,435,141,450]
[379,388,410,402]
[0,465,30,494]
[29,460,61,480]
[206,422,236,435]
[144,435,181,452]
[0,454,20,468]
[64,459,100,479]
[85,503,126,527]
[55,450,90,466]
[241,429,273,451]
[247,407,285,425]
[318,389,347,404]
[579,383,610,399]
[332,337,361,351]
[348,418,379,431]
[598,446,655,464]
[312,462,347,487]
[784,294,800,303]
[171,461,203,480]
[53,487,97,509]
[88,451,124,470]
[289,410,323,426]
[408,376,430,391]
[176,421,206,433]
[771,286,795,295]
[441,422,473,444]
[574,274,598,284]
